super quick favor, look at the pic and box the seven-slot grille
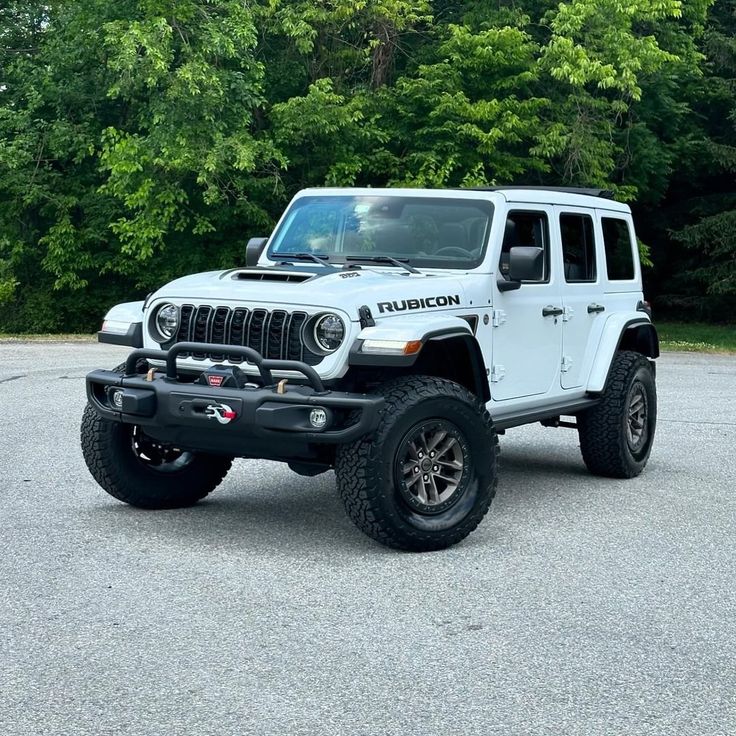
[174,305,323,365]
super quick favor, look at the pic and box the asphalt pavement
[1,342,735,736]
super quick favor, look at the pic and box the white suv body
[85,187,658,550]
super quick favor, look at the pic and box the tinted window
[499,211,549,282]
[268,196,493,269]
[560,213,596,282]
[602,218,635,280]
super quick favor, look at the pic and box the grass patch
[658,322,736,354]
[0,333,96,343]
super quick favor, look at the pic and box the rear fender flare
[587,315,659,393]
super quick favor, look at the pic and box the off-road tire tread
[81,362,232,508]
[335,376,498,551]
[577,350,656,479]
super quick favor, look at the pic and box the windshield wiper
[276,252,335,269]
[345,255,421,275]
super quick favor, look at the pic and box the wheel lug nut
[433,466,438,472]
[430,452,435,457]
[414,467,419,474]
[423,475,428,481]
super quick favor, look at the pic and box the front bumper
[86,342,383,459]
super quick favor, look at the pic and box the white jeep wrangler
[82,186,658,551]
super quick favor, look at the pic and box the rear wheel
[577,350,657,478]
[335,376,498,551]
[81,404,232,509]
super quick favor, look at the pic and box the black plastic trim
[466,186,614,199]
[493,398,600,431]
[97,322,143,348]
[358,305,375,328]
[123,342,327,393]
[591,318,659,394]
[459,314,479,334]
[86,363,384,453]
[348,327,471,368]
[496,276,522,292]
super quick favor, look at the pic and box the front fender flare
[348,314,474,367]
[348,315,490,401]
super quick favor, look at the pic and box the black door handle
[587,304,605,314]
[542,306,564,317]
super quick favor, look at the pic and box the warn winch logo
[207,375,224,387]
[377,295,461,314]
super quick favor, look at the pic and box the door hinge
[491,309,507,327]
[561,355,573,373]
[562,306,574,322]
[490,364,506,382]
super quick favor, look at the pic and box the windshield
[267,195,493,269]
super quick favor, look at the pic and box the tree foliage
[0,0,733,331]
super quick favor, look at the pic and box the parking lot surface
[1,342,735,736]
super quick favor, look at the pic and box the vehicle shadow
[497,446,591,480]
[83,443,601,557]
[85,472,395,556]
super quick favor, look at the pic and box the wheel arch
[347,319,490,402]
[587,316,659,394]
[414,333,491,403]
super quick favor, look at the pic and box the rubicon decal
[204,403,237,424]
[377,295,461,314]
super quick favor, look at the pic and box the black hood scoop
[228,268,315,284]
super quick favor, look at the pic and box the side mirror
[498,246,545,291]
[245,237,268,268]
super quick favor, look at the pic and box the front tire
[335,376,498,551]
[81,405,233,509]
[577,350,657,478]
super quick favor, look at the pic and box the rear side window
[560,213,596,282]
[499,211,549,282]
[602,217,635,280]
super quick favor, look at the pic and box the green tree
[0,0,730,332]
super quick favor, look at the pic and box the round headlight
[313,313,345,353]
[154,303,179,341]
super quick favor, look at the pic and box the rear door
[491,205,563,401]
[554,206,606,389]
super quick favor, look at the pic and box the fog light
[111,389,123,408]
[309,408,328,429]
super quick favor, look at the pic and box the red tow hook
[203,403,238,425]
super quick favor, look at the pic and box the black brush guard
[86,343,383,459]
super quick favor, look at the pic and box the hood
[152,265,474,320]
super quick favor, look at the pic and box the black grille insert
[175,305,322,365]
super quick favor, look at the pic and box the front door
[490,206,563,401]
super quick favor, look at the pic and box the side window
[602,217,635,280]
[499,211,549,282]
[560,213,596,282]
